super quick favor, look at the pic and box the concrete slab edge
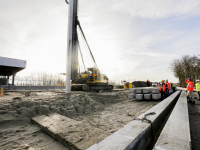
[31,117,81,150]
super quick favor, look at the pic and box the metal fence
[8,79,65,86]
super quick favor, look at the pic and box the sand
[0,90,159,150]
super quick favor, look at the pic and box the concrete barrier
[154,91,191,150]
[87,91,180,150]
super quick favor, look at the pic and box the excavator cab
[88,68,99,82]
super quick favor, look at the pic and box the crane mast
[66,0,79,93]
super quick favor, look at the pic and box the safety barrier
[87,91,180,150]
[154,91,191,150]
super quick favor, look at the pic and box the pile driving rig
[65,0,113,92]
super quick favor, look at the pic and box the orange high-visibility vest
[160,84,166,92]
[166,82,170,90]
[187,81,193,91]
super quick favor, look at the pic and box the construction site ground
[0,89,199,150]
[0,90,159,150]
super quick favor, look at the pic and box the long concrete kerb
[87,91,181,150]
[154,91,191,150]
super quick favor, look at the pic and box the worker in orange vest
[186,78,195,104]
[91,73,97,80]
[166,79,171,96]
[160,80,167,100]
[94,73,97,80]
[157,82,161,87]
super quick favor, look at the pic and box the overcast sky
[1,0,200,83]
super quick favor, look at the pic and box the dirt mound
[0,91,129,121]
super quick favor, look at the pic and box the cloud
[112,0,200,19]
[1,0,200,83]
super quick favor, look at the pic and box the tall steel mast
[66,0,79,93]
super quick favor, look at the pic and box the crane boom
[77,22,98,69]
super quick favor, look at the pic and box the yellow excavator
[64,0,113,92]
[62,67,112,92]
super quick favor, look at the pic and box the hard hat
[196,80,200,82]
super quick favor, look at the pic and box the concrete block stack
[135,87,161,100]
[136,88,144,100]
[152,87,161,100]
[143,88,152,100]
[128,88,136,99]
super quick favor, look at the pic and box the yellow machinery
[0,87,3,96]
[61,67,113,92]
[123,82,133,89]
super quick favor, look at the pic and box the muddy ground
[0,90,159,150]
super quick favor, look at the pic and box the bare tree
[171,55,200,87]
[31,72,65,86]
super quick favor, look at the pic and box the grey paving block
[136,88,143,94]
[152,93,161,100]
[129,88,136,93]
[128,93,136,99]
[143,88,151,94]
[136,94,143,100]
[144,94,152,100]
[151,88,160,94]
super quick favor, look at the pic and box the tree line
[31,72,65,86]
[171,55,200,87]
